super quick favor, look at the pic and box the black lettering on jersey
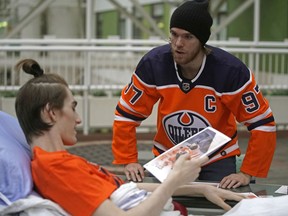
[130,85,143,104]
[124,78,133,94]
[163,111,210,145]
[168,125,204,143]
[205,95,216,113]
[254,84,260,93]
[124,79,143,105]
[242,91,260,113]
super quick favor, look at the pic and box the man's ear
[41,104,56,123]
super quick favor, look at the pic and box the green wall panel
[101,11,118,38]
[227,0,253,40]
[260,0,288,41]
[227,0,288,41]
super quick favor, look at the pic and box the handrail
[1,45,288,54]
[0,38,288,47]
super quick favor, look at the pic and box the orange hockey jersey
[112,44,276,178]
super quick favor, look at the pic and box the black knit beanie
[170,0,213,45]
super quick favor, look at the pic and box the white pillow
[0,111,33,205]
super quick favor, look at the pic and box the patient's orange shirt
[31,147,124,216]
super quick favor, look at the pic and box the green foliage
[0,91,17,97]
[112,90,122,97]
[90,90,107,97]
[262,89,288,96]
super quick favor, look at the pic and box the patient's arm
[93,171,180,216]
[137,179,244,211]
[93,155,207,216]
[94,156,244,215]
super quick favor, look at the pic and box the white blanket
[110,182,181,216]
[224,195,288,216]
[0,193,69,216]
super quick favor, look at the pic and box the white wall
[46,1,83,38]
[0,96,158,130]
[18,0,42,38]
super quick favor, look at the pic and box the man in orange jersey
[112,0,276,188]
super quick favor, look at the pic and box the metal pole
[83,0,93,135]
[254,0,260,80]
[253,0,260,42]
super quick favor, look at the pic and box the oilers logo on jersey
[163,110,210,145]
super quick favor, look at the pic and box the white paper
[185,181,220,188]
[144,127,231,183]
[275,185,288,195]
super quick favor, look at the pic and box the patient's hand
[169,154,208,186]
[201,185,245,211]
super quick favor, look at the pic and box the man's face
[54,88,82,146]
[170,28,203,66]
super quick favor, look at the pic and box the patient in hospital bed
[1,59,246,216]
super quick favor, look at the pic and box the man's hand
[124,163,145,182]
[219,172,251,189]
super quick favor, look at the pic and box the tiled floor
[69,131,288,186]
